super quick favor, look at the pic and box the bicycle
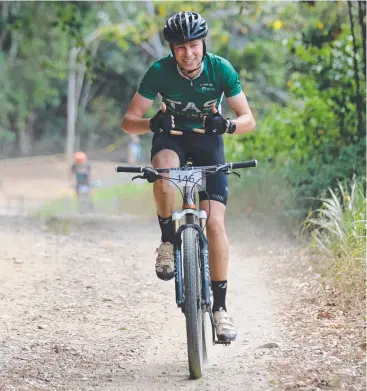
[72,180,101,214]
[115,158,257,379]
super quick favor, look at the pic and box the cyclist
[121,11,256,342]
[70,151,91,197]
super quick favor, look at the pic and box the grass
[302,177,366,309]
[91,182,153,215]
[35,182,153,218]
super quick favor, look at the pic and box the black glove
[149,103,175,134]
[203,111,236,135]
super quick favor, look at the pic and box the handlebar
[116,166,144,173]
[230,161,257,169]
[115,160,257,179]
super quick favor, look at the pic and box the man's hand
[149,102,182,135]
[194,104,236,135]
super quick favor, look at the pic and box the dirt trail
[0,160,364,391]
[0,214,291,391]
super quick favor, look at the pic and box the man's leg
[152,149,180,219]
[199,200,229,291]
[151,149,180,280]
[200,199,236,342]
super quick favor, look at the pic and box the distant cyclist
[70,151,91,197]
[121,11,256,342]
[127,134,142,164]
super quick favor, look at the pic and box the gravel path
[0,160,364,391]
[0,214,292,391]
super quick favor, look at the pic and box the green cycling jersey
[138,52,242,132]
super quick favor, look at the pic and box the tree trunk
[339,93,347,142]
[66,47,78,161]
[17,128,29,157]
[145,0,164,59]
[0,2,9,50]
[66,29,103,158]
[347,1,364,138]
[17,112,35,156]
[76,41,100,152]
[358,1,366,75]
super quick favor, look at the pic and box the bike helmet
[74,151,87,164]
[163,12,208,44]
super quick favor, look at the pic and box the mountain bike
[116,159,257,379]
[72,180,101,214]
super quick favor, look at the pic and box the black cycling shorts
[151,132,228,206]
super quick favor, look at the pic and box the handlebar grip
[115,166,143,173]
[231,160,257,169]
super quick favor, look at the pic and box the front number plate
[168,169,203,187]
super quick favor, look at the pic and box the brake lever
[214,164,241,178]
[132,167,160,183]
[132,175,145,181]
[220,170,241,178]
[231,171,241,178]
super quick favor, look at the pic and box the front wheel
[183,227,204,379]
[77,190,93,214]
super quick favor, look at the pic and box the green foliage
[0,2,71,155]
[0,129,15,142]
[53,3,88,48]
[226,7,365,217]
[302,178,366,306]
[303,178,366,254]
[287,138,365,212]
[77,97,123,150]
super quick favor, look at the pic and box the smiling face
[171,39,204,77]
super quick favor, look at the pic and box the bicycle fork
[172,210,210,305]
[172,209,219,344]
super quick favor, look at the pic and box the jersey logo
[182,102,201,113]
[165,98,218,120]
[200,83,215,92]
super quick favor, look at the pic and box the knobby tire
[183,227,204,379]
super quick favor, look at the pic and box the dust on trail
[0,213,291,391]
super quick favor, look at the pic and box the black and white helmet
[163,12,208,44]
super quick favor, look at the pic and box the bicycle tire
[183,227,204,379]
[78,196,92,214]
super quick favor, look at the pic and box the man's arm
[226,91,256,134]
[121,92,155,135]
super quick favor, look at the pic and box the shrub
[303,177,366,308]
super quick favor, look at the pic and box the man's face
[172,39,203,71]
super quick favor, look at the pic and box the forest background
[0,0,365,218]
